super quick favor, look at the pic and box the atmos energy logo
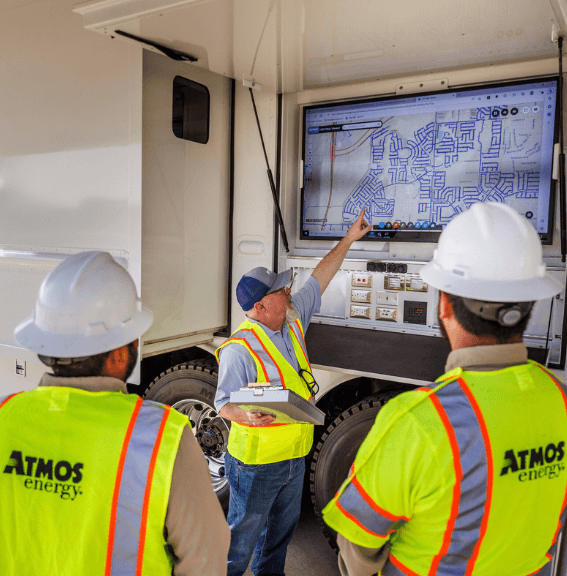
[500,442,565,482]
[3,450,84,501]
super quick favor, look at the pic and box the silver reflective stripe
[288,322,309,368]
[532,559,553,576]
[428,379,489,574]
[381,557,413,575]
[110,401,166,576]
[230,328,283,385]
[0,393,19,409]
[338,480,403,538]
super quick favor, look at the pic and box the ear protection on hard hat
[461,298,534,328]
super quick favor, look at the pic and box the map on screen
[302,78,557,242]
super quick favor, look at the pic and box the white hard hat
[420,202,563,302]
[14,251,153,358]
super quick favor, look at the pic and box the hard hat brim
[14,305,154,358]
[421,261,563,302]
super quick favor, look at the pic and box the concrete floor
[242,505,341,576]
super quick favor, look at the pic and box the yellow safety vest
[323,361,567,575]
[0,386,188,576]
[215,318,314,464]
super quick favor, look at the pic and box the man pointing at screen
[214,209,372,576]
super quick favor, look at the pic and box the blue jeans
[225,452,305,576]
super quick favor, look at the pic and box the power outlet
[376,291,398,305]
[352,273,372,287]
[376,307,398,322]
[350,305,371,319]
[351,289,371,303]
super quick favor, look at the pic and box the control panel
[344,262,432,330]
[290,259,436,337]
[288,257,565,359]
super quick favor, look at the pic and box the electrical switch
[376,291,398,305]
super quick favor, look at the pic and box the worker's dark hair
[447,293,533,344]
[38,341,137,378]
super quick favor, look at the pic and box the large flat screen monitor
[301,76,558,244]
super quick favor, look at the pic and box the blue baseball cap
[236,267,293,311]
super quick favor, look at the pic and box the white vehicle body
[2,0,567,557]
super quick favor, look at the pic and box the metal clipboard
[230,386,326,425]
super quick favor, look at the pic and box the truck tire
[310,393,399,548]
[143,358,230,513]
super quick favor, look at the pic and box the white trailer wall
[0,0,143,394]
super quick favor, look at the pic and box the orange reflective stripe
[424,389,463,576]
[457,377,493,576]
[226,336,270,382]
[136,406,171,576]
[106,396,143,576]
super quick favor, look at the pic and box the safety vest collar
[435,366,462,383]
[216,318,311,396]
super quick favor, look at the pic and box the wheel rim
[171,399,229,493]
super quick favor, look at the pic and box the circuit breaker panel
[290,258,564,365]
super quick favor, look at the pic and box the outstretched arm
[312,209,372,295]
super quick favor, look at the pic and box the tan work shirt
[39,373,230,576]
[336,342,530,576]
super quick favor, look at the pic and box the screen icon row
[372,222,440,230]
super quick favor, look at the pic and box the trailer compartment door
[141,50,231,357]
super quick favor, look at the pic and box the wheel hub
[170,398,230,492]
[197,421,227,458]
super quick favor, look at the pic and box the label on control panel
[406,275,428,292]
[352,273,373,287]
[376,307,398,322]
[384,275,405,290]
[351,289,372,303]
[350,305,371,319]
